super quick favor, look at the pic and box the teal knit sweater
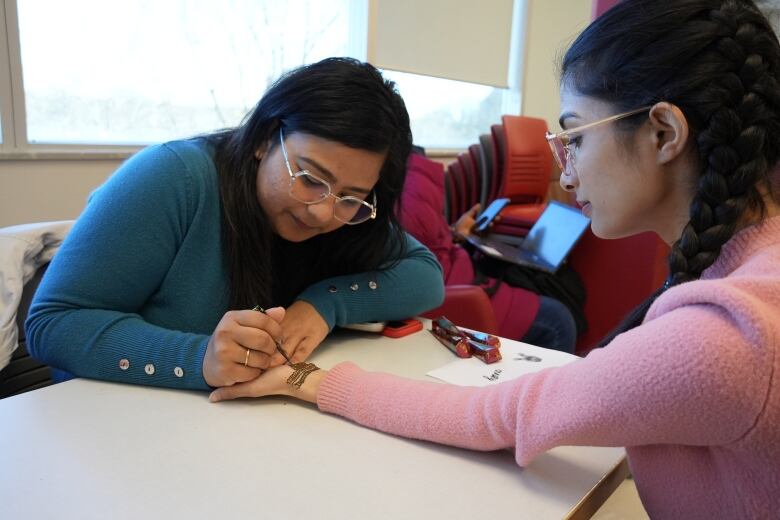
[26,139,444,390]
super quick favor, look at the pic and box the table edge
[563,456,631,520]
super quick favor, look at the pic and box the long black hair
[561,0,780,347]
[207,58,412,309]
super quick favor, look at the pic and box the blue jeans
[520,296,577,354]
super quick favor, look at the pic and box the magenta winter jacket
[397,153,539,339]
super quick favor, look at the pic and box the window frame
[0,0,525,160]
[1,0,173,159]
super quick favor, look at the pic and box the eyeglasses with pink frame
[545,106,652,173]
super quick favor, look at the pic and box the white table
[0,327,627,519]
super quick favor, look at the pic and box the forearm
[313,302,765,467]
[297,234,445,328]
[27,306,211,390]
[316,362,516,452]
[24,142,221,391]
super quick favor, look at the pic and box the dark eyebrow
[558,111,580,130]
[297,156,372,195]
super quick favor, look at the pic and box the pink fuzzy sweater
[318,216,780,519]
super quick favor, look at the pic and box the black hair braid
[667,3,777,287]
[592,0,780,349]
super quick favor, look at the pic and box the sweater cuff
[316,361,364,417]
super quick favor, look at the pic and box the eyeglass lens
[289,172,372,224]
[549,137,567,171]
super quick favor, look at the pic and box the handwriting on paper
[428,340,579,387]
[483,368,503,381]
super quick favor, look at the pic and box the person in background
[399,152,577,353]
[26,58,444,391]
[209,1,780,517]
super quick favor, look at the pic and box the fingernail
[209,393,219,402]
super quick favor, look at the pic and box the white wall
[0,158,121,227]
[521,0,592,129]
[0,0,594,228]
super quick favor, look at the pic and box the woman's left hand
[270,300,329,366]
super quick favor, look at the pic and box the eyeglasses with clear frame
[545,106,652,173]
[278,128,377,225]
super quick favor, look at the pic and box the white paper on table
[427,339,580,387]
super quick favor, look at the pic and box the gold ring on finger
[244,348,251,367]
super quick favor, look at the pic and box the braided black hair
[562,0,780,347]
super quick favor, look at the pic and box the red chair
[497,115,551,224]
[569,229,669,354]
[421,285,500,335]
[480,116,553,237]
[488,123,532,235]
[490,220,530,237]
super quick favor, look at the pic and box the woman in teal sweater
[26,58,444,391]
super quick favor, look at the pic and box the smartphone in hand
[382,318,423,338]
[471,198,510,234]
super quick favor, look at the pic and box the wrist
[451,227,465,243]
[294,368,326,403]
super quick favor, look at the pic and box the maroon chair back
[490,124,505,202]
[456,152,476,210]
[467,144,485,208]
[570,230,669,354]
[445,160,467,224]
[442,166,456,223]
[478,134,494,209]
[421,285,500,335]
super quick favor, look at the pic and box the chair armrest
[421,284,500,335]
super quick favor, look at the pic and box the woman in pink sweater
[210,0,780,517]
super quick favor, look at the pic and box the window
[755,0,780,34]
[2,0,523,152]
[16,0,363,145]
[385,71,521,150]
